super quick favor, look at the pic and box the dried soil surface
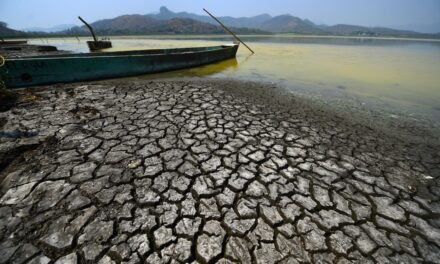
[0,79,439,263]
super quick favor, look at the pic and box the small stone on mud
[128,159,142,169]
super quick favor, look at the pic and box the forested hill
[141,6,439,38]
[0,22,24,37]
[64,15,267,35]
[3,7,439,38]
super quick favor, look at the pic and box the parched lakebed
[0,79,439,263]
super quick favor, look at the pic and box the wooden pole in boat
[203,8,255,54]
[78,16,98,42]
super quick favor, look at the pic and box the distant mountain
[260,15,324,34]
[214,14,273,29]
[149,6,206,21]
[149,7,322,34]
[149,6,272,29]
[0,22,23,37]
[3,7,439,38]
[64,15,267,35]
[146,6,439,38]
[22,24,77,33]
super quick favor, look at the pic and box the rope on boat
[0,55,4,67]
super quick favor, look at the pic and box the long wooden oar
[78,16,98,42]
[203,8,255,54]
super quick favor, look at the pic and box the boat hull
[87,41,112,51]
[0,45,239,88]
[0,40,28,45]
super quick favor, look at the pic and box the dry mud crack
[0,80,439,264]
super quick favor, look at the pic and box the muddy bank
[0,79,439,263]
[0,43,70,58]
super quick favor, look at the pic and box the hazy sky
[1,0,439,32]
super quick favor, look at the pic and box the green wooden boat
[0,44,239,88]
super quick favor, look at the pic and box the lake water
[29,35,440,122]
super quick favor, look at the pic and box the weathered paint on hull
[0,45,238,88]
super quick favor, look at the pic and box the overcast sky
[1,0,439,32]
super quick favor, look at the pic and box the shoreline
[0,78,439,263]
[2,78,439,176]
[4,34,440,42]
[130,77,440,148]
[276,79,440,147]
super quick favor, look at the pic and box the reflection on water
[28,36,440,121]
[133,57,239,79]
[150,34,440,47]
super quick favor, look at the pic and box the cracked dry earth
[0,80,439,264]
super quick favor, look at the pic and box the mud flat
[0,43,70,58]
[0,79,439,263]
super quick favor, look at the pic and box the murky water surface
[29,35,440,121]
